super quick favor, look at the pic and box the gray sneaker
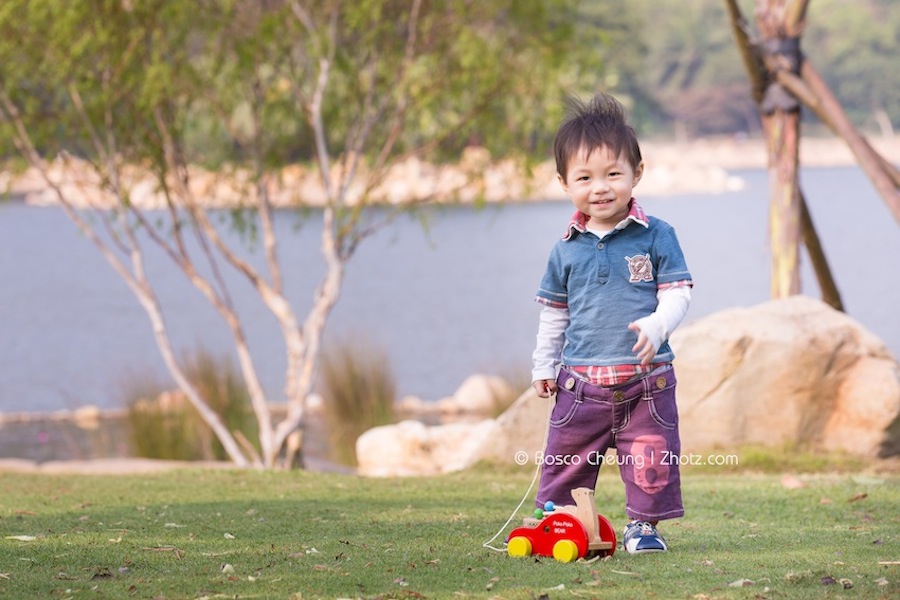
[622,521,668,554]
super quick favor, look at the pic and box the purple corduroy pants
[535,366,685,522]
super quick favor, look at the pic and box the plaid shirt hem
[566,362,669,387]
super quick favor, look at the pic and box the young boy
[531,93,692,554]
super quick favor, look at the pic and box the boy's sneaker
[622,521,668,554]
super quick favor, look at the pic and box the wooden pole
[755,0,808,298]
[799,192,843,311]
[727,0,899,309]
[796,63,900,221]
[761,112,802,297]
[725,0,765,103]
[774,66,900,215]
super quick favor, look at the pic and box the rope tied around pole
[758,36,803,114]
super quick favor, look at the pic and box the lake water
[2,166,898,414]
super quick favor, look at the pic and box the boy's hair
[554,93,642,181]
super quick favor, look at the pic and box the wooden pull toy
[506,487,616,562]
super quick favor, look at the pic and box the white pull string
[482,392,554,552]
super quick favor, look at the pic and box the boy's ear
[632,161,645,187]
[557,172,569,193]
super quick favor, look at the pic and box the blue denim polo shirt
[535,212,692,367]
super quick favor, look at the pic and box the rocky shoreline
[0,406,342,474]
[5,136,898,209]
[0,374,510,474]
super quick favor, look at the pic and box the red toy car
[506,488,617,562]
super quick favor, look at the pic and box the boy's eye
[609,171,622,177]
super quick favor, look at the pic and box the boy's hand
[533,379,558,398]
[628,322,656,365]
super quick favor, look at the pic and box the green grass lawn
[0,462,897,599]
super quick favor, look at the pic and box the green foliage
[0,0,600,169]
[616,0,900,137]
[559,0,900,138]
[319,336,397,466]
[125,383,197,462]
[805,0,900,134]
[0,468,896,598]
[627,0,754,137]
[125,348,258,461]
[0,0,198,162]
[1,0,896,163]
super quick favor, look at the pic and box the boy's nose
[592,179,610,192]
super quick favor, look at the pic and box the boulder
[438,374,517,415]
[471,387,551,465]
[670,296,900,457]
[356,387,550,476]
[395,394,439,416]
[73,405,102,430]
[356,419,496,477]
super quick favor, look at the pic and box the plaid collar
[562,199,649,240]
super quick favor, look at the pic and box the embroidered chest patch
[625,254,654,283]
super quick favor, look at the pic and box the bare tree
[0,1,589,467]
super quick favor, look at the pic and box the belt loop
[641,374,653,401]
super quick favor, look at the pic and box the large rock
[670,296,900,457]
[356,388,550,476]
[438,374,517,415]
[471,387,550,465]
[354,373,523,477]
[356,419,496,477]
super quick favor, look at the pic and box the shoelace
[627,521,656,537]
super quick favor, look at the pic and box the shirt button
[597,242,604,249]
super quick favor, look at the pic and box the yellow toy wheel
[552,539,580,563]
[507,536,532,558]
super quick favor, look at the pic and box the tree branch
[306,7,338,200]
[1,91,253,466]
[152,106,285,465]
[249,69,283,294]
[374,0,423,169]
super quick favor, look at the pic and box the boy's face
[558,145,643,230]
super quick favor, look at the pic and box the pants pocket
[549,387,580,428]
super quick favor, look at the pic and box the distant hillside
[601,0,899,139]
